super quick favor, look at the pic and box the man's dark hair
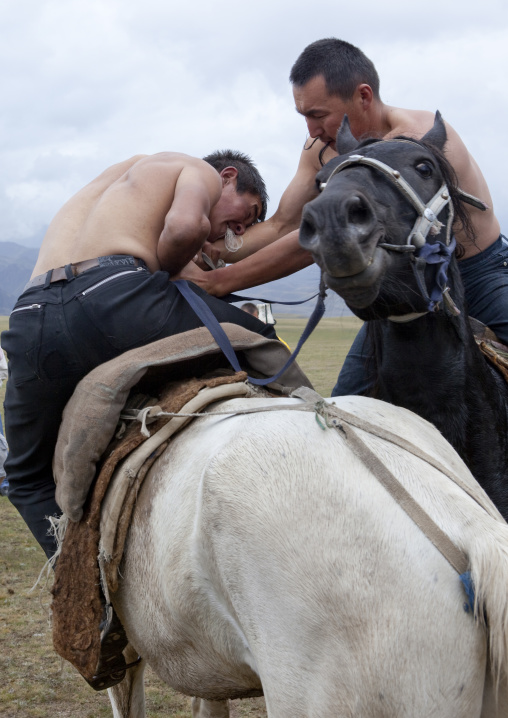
[240,302,259,317]
[203,149,268,222]
[290,38,380,101]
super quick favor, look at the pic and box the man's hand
[172,229,313,299]
[171,260,221,295]
[193,242,224,271]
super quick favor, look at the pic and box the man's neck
[367,102,396,139]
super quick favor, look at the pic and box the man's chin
[319,138,335,152]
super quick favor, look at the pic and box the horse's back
[114,395,503,716]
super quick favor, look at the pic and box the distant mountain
[0,241,353,318]
[0,242,40,314]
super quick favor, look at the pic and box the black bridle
[318,142,484,316]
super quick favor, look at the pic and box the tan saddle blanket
[51,324,313,680]
[53,323,312,522]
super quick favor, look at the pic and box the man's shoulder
[384,107,438,141]
[132,151,195,169]
[128,152,218,182]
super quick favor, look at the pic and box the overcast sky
[1,0,507,252]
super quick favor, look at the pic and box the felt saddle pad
[51,372,257,680]
[54,323,313,522]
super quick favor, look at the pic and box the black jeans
[1,256,275,558]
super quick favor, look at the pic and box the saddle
[470,317,508,383]
[50,324,313,689]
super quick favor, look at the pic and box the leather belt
[23,257,141,292]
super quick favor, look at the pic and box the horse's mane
[355,135,476,254]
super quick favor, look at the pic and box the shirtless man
[1,149,275,561]
[181,38,507,394]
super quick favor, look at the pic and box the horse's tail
[469,517,508,688]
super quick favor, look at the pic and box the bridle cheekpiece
[319,145,455,251]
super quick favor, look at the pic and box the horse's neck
[374,313,468,423]
[372,258,497,437]
[372,307,508,517]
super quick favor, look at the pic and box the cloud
[1,0,507,246]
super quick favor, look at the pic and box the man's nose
[306,118,323,137]
[230,222,245,235]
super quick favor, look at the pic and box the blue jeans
[1,256,275,557]
[332,234,508,396]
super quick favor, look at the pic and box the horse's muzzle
[300,190,382,278]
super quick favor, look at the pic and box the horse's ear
[336,116,359,154]
[421,111,447,150]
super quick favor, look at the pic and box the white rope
[119,402,318,424]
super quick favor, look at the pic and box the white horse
[106,393,508,718]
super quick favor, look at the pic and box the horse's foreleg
[191,697,230,718]
[108,644,146,718]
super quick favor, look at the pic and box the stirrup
[83,609,132,691]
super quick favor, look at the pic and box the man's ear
[220,166,238,185]
[357,83,373,109]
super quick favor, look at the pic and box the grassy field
[0,313,361,717]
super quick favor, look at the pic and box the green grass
[0,313,361,717]
[274,314,362,396]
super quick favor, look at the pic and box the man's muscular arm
[176,229,313,296]
[157,164,220,275]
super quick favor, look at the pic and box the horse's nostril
[299,217,319,249]
[347,196,371,226]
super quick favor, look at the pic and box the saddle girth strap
[341,422,469,575]
[292,387,469,575]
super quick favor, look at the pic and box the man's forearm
[203,230,313,296]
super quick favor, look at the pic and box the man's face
[208,179,262,243]
[293,74,357,152]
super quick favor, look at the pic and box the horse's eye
[415,162,433,178]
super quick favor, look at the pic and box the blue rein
[172,279,326,386]
[412,237,456,312]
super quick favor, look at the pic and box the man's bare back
[32,153,224,277]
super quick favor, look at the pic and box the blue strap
[172,279,326,386]
[459,570,475,613]
[415,237,457,311]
